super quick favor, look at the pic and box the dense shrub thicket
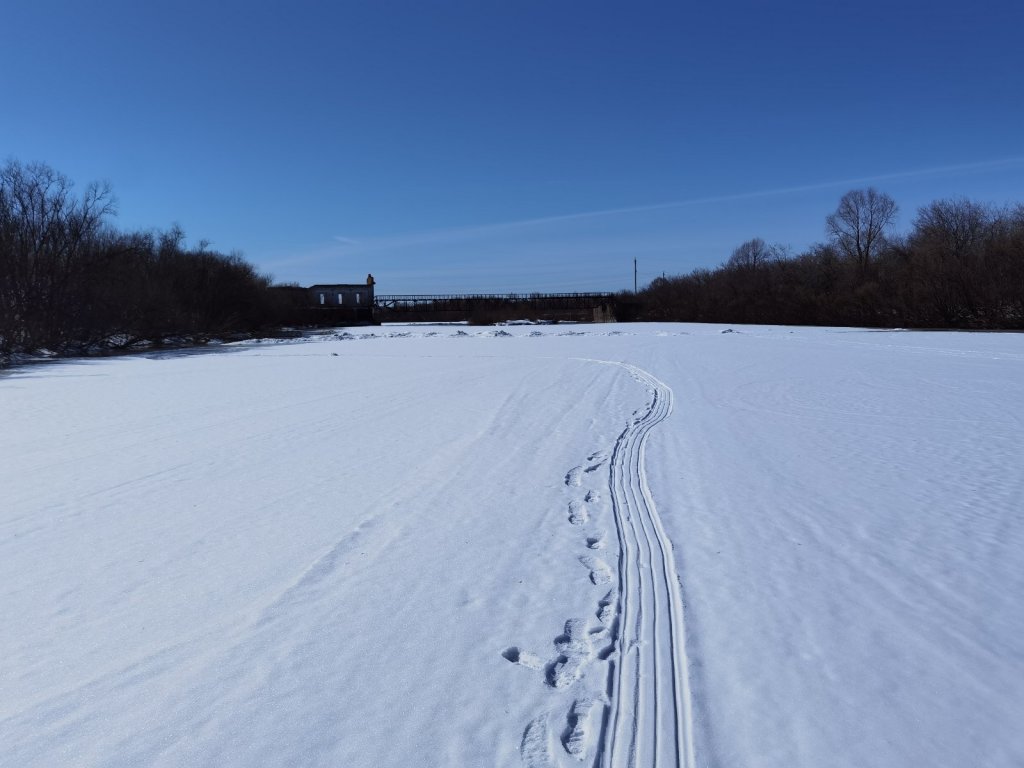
[638,189,1024,328]
[1,160,288,358]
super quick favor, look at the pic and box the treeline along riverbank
[636,188,1024,329]
[3,162,1022,366]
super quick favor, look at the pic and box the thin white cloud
[345,155,1024,249]
[264,154,1024,273]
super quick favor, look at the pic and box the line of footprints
[503,451,617,766]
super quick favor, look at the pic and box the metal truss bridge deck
[374,293,616,310]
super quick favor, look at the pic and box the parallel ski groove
[585,361,694,768]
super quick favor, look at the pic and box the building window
[319,293,325,305]
[337,293,343,304]
[356,292,361,304]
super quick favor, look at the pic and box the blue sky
[3,0,1022,293]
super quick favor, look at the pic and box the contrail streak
[341,155,1024,247]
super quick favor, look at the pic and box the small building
[307,274,375,324]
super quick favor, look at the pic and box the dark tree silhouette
[826,188,898,279]
[1,160,282,360]
[635,189,1024,330]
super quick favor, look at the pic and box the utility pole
[634,258,637,294]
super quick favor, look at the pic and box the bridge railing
[374,292,616,309]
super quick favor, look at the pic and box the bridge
[373,292,624,322]
[374,292,615,310]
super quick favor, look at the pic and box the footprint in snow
[597,590,616,625]
[567,460,604,487]
[561,698,601,761]
[546,619,594,689]
[502,646,544,670]
[579,555,612,586]
[521,715,556,768]
[568,500,588,525]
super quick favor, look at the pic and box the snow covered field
[2,323,1022,767]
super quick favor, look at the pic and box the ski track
[512,361,695,768]
[594,362,695,768]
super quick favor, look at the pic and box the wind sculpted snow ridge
[595,361,694,768]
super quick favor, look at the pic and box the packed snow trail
[592,362,694,768]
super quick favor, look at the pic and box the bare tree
[0,160,115,350]
[0,159,290,361]
[826,188,898,279]
[911,198,995,323]
[913,198,990,260]
[726,238,785,269]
